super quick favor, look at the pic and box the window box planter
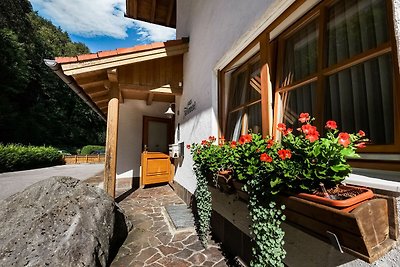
[278,192,398,263]
[214,179,398,263]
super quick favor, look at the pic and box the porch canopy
[45,38,188,197]
[125,0,176,28]
[45,38,188,119]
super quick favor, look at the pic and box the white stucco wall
[116,99,170,179]
[174,0,275,193]
[172,0,400,266]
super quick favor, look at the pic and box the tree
[0,0,105,148]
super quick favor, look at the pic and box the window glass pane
[226,110,243,141]
[247,102,262,134]
[229,71,247,109]
[325,54,393,144]
[327,0,388,66]
[282,83,317,129]
[228,60,261,112]
[247,61,261,103]
[282,20,318,85]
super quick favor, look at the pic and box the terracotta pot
[296,185,374,212]
[217,170,234,193]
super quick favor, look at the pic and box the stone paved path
[111,184,230,267]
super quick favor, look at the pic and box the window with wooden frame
[225,55,262,141]
[274,0,400,152]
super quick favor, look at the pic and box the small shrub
[80,145,105,155]
[0,144,63,172]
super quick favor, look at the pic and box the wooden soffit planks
[61,43,188,76]
[125,0,176,28]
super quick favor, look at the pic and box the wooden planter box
[278,193,398,263]
[209,177,398,263]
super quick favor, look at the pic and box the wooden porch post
[104,97,119,198]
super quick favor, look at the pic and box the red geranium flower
[355,142,366,148]
[277,123,286,132]
[283,128,293,136]
[208,136,216,142]
[201,140,207,145]
[325,120,337,130]
[301,124,318,135]
[338,132,351,147]
[260,153,273,163]
[186,144,191,149]
[299,113,310,123]
[230,141,237,148]
[267,139,274,148]
[239,134,252,144]
[278,149,292,160]
[358,130,365,137]
[306,133,319,142]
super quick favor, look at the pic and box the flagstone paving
[111,184,233,267]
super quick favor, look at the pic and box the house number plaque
[184,99,196,117]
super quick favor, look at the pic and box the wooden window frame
[273,0,400,153]
[219,0,400,157]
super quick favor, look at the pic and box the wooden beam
[133,0,138,17]
[166,0,175,27]
[80,80,108,89]
[91,94,109,103]
[84,86,108,95]
[104,97,119,198]
[147,93,154,105]
[94,99,109,106]
[107,68,118,83]
[119,84,183,95]
[62,44,189,76]
[151,0,156,22]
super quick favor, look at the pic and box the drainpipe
[44,59,107,121]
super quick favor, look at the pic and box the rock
[0,176,131,267]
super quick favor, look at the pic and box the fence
[63,155,105,164]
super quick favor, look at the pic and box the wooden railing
[63,155,105,164]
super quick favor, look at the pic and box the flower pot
[296,185,374,212]
[217,170,234,193]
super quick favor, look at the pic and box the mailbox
[169,142,184,158]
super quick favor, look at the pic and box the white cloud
[30,0,175,41]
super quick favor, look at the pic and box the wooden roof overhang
[125,0,176,28]
[48,39,188,117]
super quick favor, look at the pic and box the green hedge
[0,144,63,172]
[80,145,105,155]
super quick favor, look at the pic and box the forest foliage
[0,0,105,148]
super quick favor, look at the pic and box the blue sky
[29,0,176,53]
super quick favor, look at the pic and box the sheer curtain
[226,60,262,140]
[325,0,393,144]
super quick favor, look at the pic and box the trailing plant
[188,113,368,264]
[189,136,218,247]
[247,176,286,267]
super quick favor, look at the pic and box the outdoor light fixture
[164,103,175,118]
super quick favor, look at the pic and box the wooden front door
[141,116,173,186]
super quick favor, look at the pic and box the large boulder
[0,176,131,267]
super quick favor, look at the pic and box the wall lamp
[164,103,176,118]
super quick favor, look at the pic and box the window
[225,55,262,140]
[275,0,398,150]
